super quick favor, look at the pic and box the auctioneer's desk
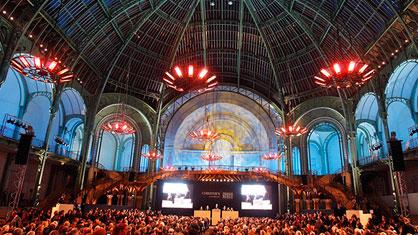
[193,210,211,219]
[211,209,221,225]
[222,210,239,219]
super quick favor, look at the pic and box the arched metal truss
[2,0,416,107]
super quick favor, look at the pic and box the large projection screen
[161,182,193,209]
[241,184,272,210]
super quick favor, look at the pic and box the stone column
[116,194,122,205]
[294,198,301,213]
[106,195,113,206]
[324,199,332,210]
[136,195,143,209]
[127,195,134,207]
[305,199,312,210]
[313,198,320,210]
[120,194,125,205]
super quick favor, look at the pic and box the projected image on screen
[241,184,272,210]
[161,182,193,208]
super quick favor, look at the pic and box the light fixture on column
[161,166,176,171]
[200,154,222,162]
[253,167,268,173]
[10,54,74,84]
[163,65,217,92]
[261,152,282,160]
[314,61,375,89]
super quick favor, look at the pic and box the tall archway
[385,59,418,149]
[163,91,280,171]
[307,122,344,175]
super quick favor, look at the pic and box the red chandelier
[189,129,219,142]
[161,166,176,171]
[163,65,218,92]
[10,54,74,84]
[142,150,162,161]
[276,124,308,137]
[201,154,223,162]
[261,152,282,161]
[102,117,135,135]
[314,61,375,89]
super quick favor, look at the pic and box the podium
[51,204,74,219]
[221,210,239,219]
[346,210,372,226]
[193,210,211,219]
[211,209,221,225]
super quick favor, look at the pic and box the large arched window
[0,65,86,157]
[385,59,418,149]
[52,88,86,159]
[61,118,84,160]
[0,65,54,146]
[307,122,344,175]
[0,69,26,137]
[96,131,135,171]
[292,147,301,175]
[140,144,150,172]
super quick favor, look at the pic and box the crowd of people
[0,207,416,235]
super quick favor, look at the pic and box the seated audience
[0,208,416,235]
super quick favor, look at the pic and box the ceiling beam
[243,0,286,109]
[38,11,103,78]
[319,0,346,44]
[200,0,207,66]
[96,0,125,42]
[70,0,154,70]
[271,0,330,65]
[97,0,168,97]
[237,0,244,88]
[168,0,200,67]
[290,0,362,57]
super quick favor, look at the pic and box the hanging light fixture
[10,54,74,84]
[189,128,219,142]
[200,154,223,162]
[314,24,375,89]
[189,100,219,142]
[102,56,135,135]
[261,152,282,161]
[314,61,375,88]
[102,113,135,135]
[163,65,218,92]
[275,124,308,137]
[142,150,162,161]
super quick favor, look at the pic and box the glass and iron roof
[3,0,415,107]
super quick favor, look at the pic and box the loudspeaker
[389,140,405,171]
[301,175,308,185]
[15,134,34,165]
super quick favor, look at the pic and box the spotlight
[210,1,215,6]
[409,125,418,136]
[228,0,233,5]
[370,142,383,151]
